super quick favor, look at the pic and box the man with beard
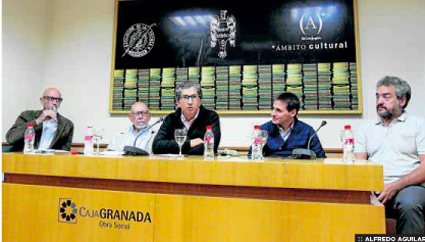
[249,92,326,158]
[355,76,425,234]
[152,82,221,155]
[107,102,157,154]
[6,87,74,151]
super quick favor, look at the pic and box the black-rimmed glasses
[42,96,63,102]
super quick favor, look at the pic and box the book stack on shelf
[149,68,161,110]
[332,62,351,110]
[349,62,358,110]
[161,68,176,110]
[138,69,150,105]
[272,64,286,98]
[229,65,242,110]
[303,63,319,110]
[242,65,258,110]
[176,67,188,86]
[201,66,216,110]
[318,63,332,110]
[258,65,272,110]
[188,67,200,84]
[113,70,125,110]
[216,66,229,110]
[286,64,304,109]
[123,69,138,110]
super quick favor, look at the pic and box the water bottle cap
[206,126,212,130]
[28,123,34,127]
[344,125,351,130]
[254,125,260,130]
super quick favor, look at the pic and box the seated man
[152,82,221,155]
[251,92,325,158]
[355,76,425,234]
[6,87,74,151]
[106,102,157,154]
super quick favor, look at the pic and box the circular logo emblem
[122,23,156,58]
[59,199,77,222]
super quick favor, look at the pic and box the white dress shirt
[38,119,58,150]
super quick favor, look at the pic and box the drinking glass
[93,127,105,155]
[174,129,187,157]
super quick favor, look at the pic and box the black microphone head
[321,120,327,127]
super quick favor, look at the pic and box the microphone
[292,120,327,159]
[123,117,164,156]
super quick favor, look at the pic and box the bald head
[40,87,63,110]
[43,88,62,98]
[129,102,152,131]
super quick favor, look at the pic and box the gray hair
[175,81,202,100]
[377,76,412,109]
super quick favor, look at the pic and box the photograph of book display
[111,62,359,114]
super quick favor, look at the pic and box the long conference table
[2,153,386,241]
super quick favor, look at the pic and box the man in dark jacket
[152,82,221,155]
[251,92,326,158]
[6,87,74,151]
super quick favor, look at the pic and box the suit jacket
[152,105,221,155]
[6,110,74,151]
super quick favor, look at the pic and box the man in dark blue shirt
[255,92,326,158]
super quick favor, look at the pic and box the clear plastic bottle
[251,125,262,161]
[24,123,35,154]
[341,125,355,162]
[204,126,214,160]
[84,125,94,155]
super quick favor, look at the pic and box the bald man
[6,87,74,151]
[106,102,157,154]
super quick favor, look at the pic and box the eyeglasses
[42,96,63,102]
[180,94,200,101]
[132,111,150,116]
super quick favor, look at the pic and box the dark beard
[376,105,402,120]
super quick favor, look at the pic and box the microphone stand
[292,121,327,159]
[123,118,163,156]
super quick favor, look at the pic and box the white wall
[2,0,51,128]
[3,0,425,149]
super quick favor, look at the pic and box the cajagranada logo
[58,198,78,224]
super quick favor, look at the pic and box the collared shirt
[355,111,425,185]
[181,109,200,131]
[38,119,58,150]
[107,125,156,153]
[278,122,294,142]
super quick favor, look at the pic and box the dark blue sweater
[257,118,326,158]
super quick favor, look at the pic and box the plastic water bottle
[204,126,214,160]
[251,125,262,161]
[84,125,94,155]
[24,123,35,154]
[341,125,355,162]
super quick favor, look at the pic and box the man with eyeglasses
[6,87,74,151]
[106,102,157,153]
[152,82,221,155]
[355,76,425,234]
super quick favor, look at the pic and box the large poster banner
[110,0,361,114]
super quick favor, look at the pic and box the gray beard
[377,106,402,120]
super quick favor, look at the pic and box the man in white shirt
[355,76,425,234]
[107,102,157,154]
